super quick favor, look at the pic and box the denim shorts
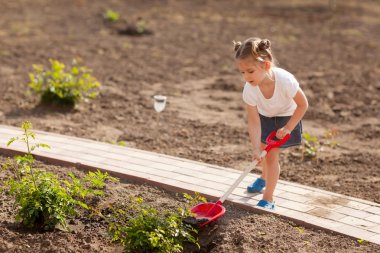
[259,114,303,148]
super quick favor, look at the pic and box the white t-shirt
[242,67,299,117]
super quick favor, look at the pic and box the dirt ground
[0,0,380,252]
[1,157,380,253]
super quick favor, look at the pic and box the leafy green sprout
[324,127,340,148]
[107,140,127,147]
[300,132,320,161]
[136,17,146,34]
[84,169,118,189]
[182,192,207,208]
[122,41,133,50]
[7,121,50,189]
[104,9,120,22]
[295,226,305,233]
[298,128,341,162]
[29,59,101,106]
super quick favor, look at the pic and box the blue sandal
[247,178,266,193]
[257,199,275,210]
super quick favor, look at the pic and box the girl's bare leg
[262,148,280,202]
[260,143,267,181]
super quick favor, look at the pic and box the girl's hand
[252,149,262,165]
[276,127,291,139]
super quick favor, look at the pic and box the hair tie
[233,40,242,52]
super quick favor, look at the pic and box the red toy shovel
[189,131,290,227]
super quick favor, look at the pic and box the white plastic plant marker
[153,95,167,132]
[153,95,167,113]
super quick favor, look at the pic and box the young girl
[234,37,308,210]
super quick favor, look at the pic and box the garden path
[0,124,379,245]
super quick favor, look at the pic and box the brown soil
[0,0,380,252]
[1,157,380,253]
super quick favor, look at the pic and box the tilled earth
[1,158,379,253]
[0,0,380,252]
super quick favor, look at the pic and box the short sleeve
[285,74,300,98]
[242,83,257,106]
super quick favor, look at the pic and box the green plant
[108,194,204,253]
[84,169,118,189]
[104,9,120,22]
[122,41,133,50]
[136,17,146,34]
[29,59,101,106]
[324,127,340,148]
[182,192,207,207]
[6,168,80,230]
[294,226,305,233]
[107,140,127,147]
[300,132,320,160]
[2,121,114,230]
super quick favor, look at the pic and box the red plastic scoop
[189,131,290,227]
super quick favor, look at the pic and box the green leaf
[7,137,17,146]
[77,201,89,209]
[71,66,79,75]
[36,143,51,149]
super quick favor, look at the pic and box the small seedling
[324,127,340,148]
[357,239,368,244]
[103,9,120,23]
[122,41,133,49]
[299,132,320,161]
[118,17,153,36]
[84,170,118,189]
[295,226,305,233]
[107,140,127,147]
[136,17,146,34]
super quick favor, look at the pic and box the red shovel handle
[264,131,291,153]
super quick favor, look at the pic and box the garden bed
[1,156,379,252]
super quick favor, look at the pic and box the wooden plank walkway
[0,124,379,245]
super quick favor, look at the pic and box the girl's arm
[278,88,309,138]
[246,105,262,157]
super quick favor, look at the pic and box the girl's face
[237,57,267,86]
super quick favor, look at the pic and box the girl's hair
[233,37,276,66]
